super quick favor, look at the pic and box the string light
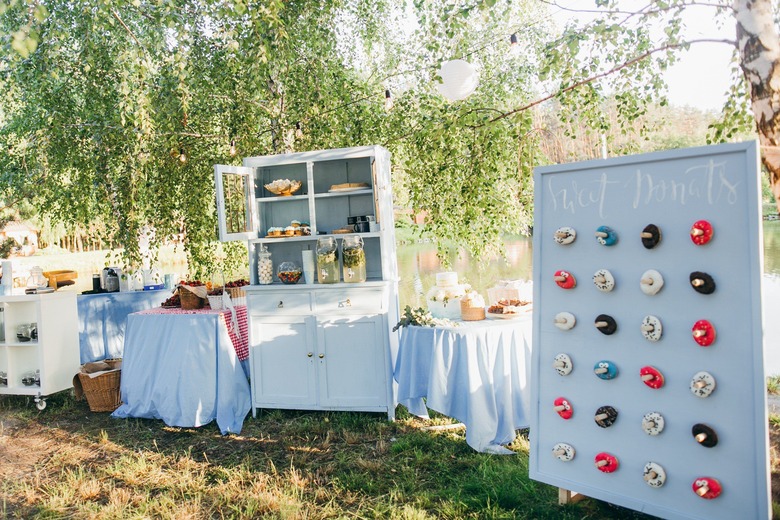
[229,139,237,156]
[509,33,520,56]
[178,148,187,163]
[295,121,303,138]
[384,89,393,111]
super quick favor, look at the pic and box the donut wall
[529,141,769,519]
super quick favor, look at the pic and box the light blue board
[529,141,769,520]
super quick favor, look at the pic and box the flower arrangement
[392,306,459,331]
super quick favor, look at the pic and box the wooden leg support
[558,488,585,505]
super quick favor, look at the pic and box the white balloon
[436,59,479,101]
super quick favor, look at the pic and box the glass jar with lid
[341,235,366,283]
[316,236,339,284]
[257,245,273,285]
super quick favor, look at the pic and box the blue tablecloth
[77,290,169,363]
[394,317,533,454]
[112,309,251,435]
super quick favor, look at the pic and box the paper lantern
[436,59,479,101]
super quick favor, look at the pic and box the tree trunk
[734,0,780,213]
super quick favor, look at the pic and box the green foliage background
[0,0,753,274]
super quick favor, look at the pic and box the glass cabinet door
[214,164,257,241]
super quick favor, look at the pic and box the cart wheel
[35,398,47,411]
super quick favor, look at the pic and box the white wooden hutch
[214,146,400,419]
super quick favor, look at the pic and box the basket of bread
[264,179,302,196]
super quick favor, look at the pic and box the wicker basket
[179,287,205,310]
[226,287,246,306]
[73,370,122,412]
[226,287,246,299]
[460,300,486,321]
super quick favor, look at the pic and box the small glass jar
[341,235,366,283]
[257,246,273,285]
[277,261,302,284]
[316,236,339,284]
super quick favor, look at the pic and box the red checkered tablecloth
[139,305,249,361]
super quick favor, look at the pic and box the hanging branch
[474,38,734,128]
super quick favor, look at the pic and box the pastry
[553,270,576,289]
[592,269,615,292]
[642,411,665,436]
[594,452,619,473]
[593,360,618,380]
[690,219,713,245]
[692,319,716,346]
[690,271,716,294]
[692,477,722,499]
[552,443,575,462]
[692,423,718,448]
[553,353,573,376]
[284,226,296,236]
[594,314,617,335]
[554,312,576,330]
[640,269,664,295]
[641,315,662,341]
[641,224,662,249]
[460,291,486,321]
[594,405,618,428]
[595,225,618,246]
[690,371,716,398]
[554,226,576,245]
[643,462,667,488]
[640,366,664,389]
[553,397,573,420]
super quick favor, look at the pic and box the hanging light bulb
[178,148,187,163]
[509,33,521,56]
[295,121,303,138]
[384,89,393,111]
[229,139,237,156]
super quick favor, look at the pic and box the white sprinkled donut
[641,315,663,341]
[554,226,576,245]
[592,269,615,292]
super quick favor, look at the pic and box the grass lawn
[0,391,669,519]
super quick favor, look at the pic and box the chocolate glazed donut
[641,224,661,249]
[689,271,716,294]
[594,314,617,335]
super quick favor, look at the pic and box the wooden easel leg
[558,488,584,505]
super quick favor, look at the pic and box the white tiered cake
[426,272,469,320]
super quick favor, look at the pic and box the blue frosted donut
[595,226,618,246]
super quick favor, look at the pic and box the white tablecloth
[112,308,251,435]
[394,317,533,453]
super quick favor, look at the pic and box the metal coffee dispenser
[101,267,121,292]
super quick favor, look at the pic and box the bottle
[316,236,339,284]
[341,235,366,283]
[257,245,273,285]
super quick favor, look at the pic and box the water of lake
[397,221,780,374]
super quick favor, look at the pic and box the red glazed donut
[640,366,665,389]
[554,270,576,289]
[692,477,722,499]
[692,319,716,346]
[690,220,713,245]
[553,397,573,420]
[594,452,619,473]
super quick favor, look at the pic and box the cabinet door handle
[318,353,325,359]
[307,352,313,357]
[278,300,284,308]
[338,298,352,308]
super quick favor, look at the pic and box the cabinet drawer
[314,288,385,313]
[248,292,312,314]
